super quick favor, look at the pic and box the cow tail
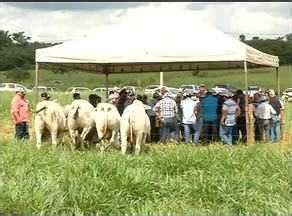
[129,114,134,144]
[73,106,80,120]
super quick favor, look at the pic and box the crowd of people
[10,84,285,145]
[106,85,285,145]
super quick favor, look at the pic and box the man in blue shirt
[201,90,219,142]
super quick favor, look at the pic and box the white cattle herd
[34,99,150,155]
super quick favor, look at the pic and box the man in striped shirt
[153,87,178,142]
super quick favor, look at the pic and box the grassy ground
[0,140,290,214]
[0,90,291,213]
[0,65,291,91]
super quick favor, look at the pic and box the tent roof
[35,23,279,72]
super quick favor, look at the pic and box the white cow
[34,100,67,149]
[120,99,151,155]
[67,99,97,149]
[92,103,121,151]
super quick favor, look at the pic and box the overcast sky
[1,2,291,42]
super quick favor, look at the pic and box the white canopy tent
[35,23,280,143]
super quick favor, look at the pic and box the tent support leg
[160,71,164,87]
[244,61,252,145]
[105,72,109,100]
[34,62,39,108]
[276,67,280,95]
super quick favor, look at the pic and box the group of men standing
[10,84,285,145]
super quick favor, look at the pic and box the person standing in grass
[255,95,276,142]
[180,90,199,144]
[10,87,31,140]
[268,89,284,142]
[153,87,178,143]
[201,90,219,142]
[219,92,241,145]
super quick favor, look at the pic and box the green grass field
[1,65,291,91]
[0,66,291,214]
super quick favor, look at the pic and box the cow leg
[35,118,44,149]
[135,132,143,155]
[121,130,128,155]
[69,129,79,150]
[51,130,58,149]
[110,129,119,146]
[80,127,92,150]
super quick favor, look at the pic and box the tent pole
[34,62,39,108]
[105,72,109,100]
[244,61,251,144]
[160,71,164,87]
[276,67,280,95]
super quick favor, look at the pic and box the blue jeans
[183,123,197,144]
[160,117,178,142]
[270,117,281,143]
[194,117,203,143]
[202,120,218,141]
[257,119,271,142]
[220,125,234,145]
[15,122,29,140]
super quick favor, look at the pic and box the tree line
[1,30,292,82]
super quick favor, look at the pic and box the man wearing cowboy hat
[255,95,276,142]
[219,91,240,145]
[10,87,31,140]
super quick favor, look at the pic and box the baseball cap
[15,87,25,93]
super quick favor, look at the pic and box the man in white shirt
[255,95,276,142]
[219,92,240,145]
[180,91,198,143]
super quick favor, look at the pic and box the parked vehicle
[0,83,32,92]
[65,87,91,94]
[282,88,292,102]
[92,87,107,93]
[244,86,261,96]
[32,86,56,93]
[144,85,160,95]
[180,84,200,94]
[123,86,142,94]
[212,84,237,94]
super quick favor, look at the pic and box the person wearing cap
[88,94,100,108]
[153,87,178,142]
[233,89,247,143]
[147,92,162,142]
[268,89,284,142]
[41,92,51,101]
[116,88,130,116]
[73,92,81,100]
[108,87,120,105]
[255,95,276,142]
[180,90,199,144]
[219,92,240,145]
[10,87,31,140]
[201,89,219,142]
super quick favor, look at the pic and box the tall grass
[0,140,290,214]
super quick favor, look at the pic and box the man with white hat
[153,86,178,142]
[10,87,31,140]
[255,95,276,142]
[219,92,240,145]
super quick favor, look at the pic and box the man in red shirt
[10,87,31,140]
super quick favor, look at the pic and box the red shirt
[10,94,30,124]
